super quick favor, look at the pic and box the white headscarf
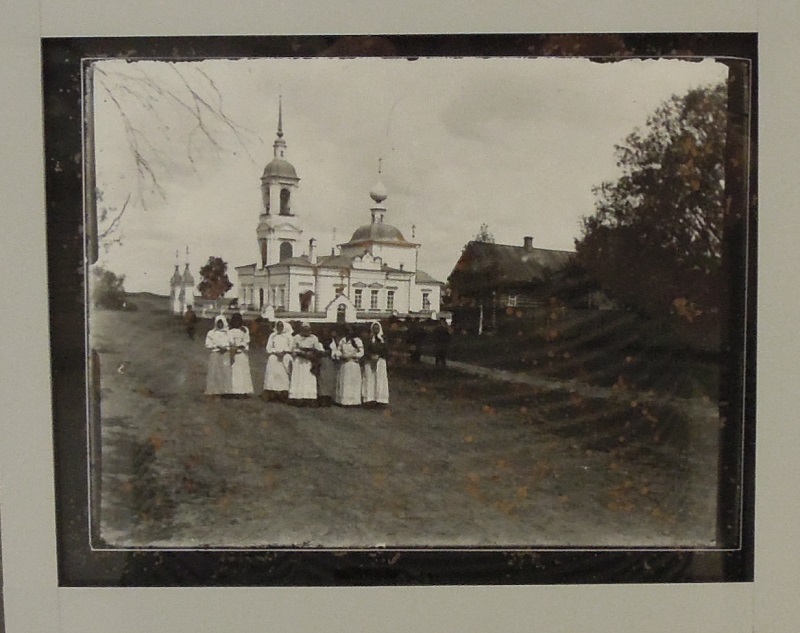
[214,315,229,330]
[370,320,385,343]
[275,319,293,336]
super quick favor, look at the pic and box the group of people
[203,315,391,409]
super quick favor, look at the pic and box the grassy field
[89,293,721,548]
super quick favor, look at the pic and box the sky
[91,55,728,295]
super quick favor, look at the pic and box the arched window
[337,304,347,323]
[279,188,291,215]
[263,186,270,214]
[260,240,267,267]
[279,241,293,261]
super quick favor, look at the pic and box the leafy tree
[575,82,728,322]
[91,266,127,309]
[198,256,233,300]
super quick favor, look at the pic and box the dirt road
[93,297,719,549]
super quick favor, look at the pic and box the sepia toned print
[45,34,756,585]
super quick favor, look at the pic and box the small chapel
[234,104,444,323]
[168,248,196,315]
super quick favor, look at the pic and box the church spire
[273,96,287,159]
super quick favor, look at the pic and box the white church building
[168,249,196,315]
[235,106,444,323]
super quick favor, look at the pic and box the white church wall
[410,281,442,314]
[371,243,417,272]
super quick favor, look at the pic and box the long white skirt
[362,357,389,404]
[205,351,232,395]
[230,351,254,394]
[264,354,292,393]
[288,357,318,400]
[336,360,362,406]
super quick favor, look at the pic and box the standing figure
[336,326,364,407]
[288,321,324,406]
[362,321,390,407]
[405,318,425,363]
[183,305,198,340]
[227,313,254,397]
[263,320,293,402]
[433,318,452,368]
[204,315,232,396]
[317,327,340,407]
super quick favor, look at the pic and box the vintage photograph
[80,50,751,553]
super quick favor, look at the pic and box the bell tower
[256,97,303,267]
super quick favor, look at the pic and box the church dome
[262,158,298,180]
[370,180,388,203]
[349,223,407,243]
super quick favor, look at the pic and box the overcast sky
[92,55,728,295]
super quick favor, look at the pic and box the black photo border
[43,33,757,587]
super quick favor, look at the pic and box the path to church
[95,295,719,550]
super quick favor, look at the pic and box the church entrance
[337,304,347,324]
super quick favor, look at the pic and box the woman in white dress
[204,315,232,396]
[335,326,364,407]
[263,320,293,402]
[288,321,324,406]
[362,320,390,407]
[227,312,254,396]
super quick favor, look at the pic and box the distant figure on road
[263,320,293,402]
[183,305,198,340]
[336,326,364,407]
[289,321,324,406]
[405,317,426,363]
[433,319,452,369]
[204,315,232,396]
[227,312,254,397]
[362,321,389,407]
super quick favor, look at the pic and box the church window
[279,241,293,261]
[258,288,264,308]
[422,291,431,311]
[280,188,291,215]
[299,290,314,312]
[507,294,518,307]
[271,287,277,306]
[263,186,270,214]
[386,290,395,311]
[354,289,363,309]
[279,286,286,309]
[370,289,379,310]
[260,240,267,267]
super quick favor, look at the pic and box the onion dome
[182,264,194,285]
[370,179,388,204]
[349,223,408,243]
